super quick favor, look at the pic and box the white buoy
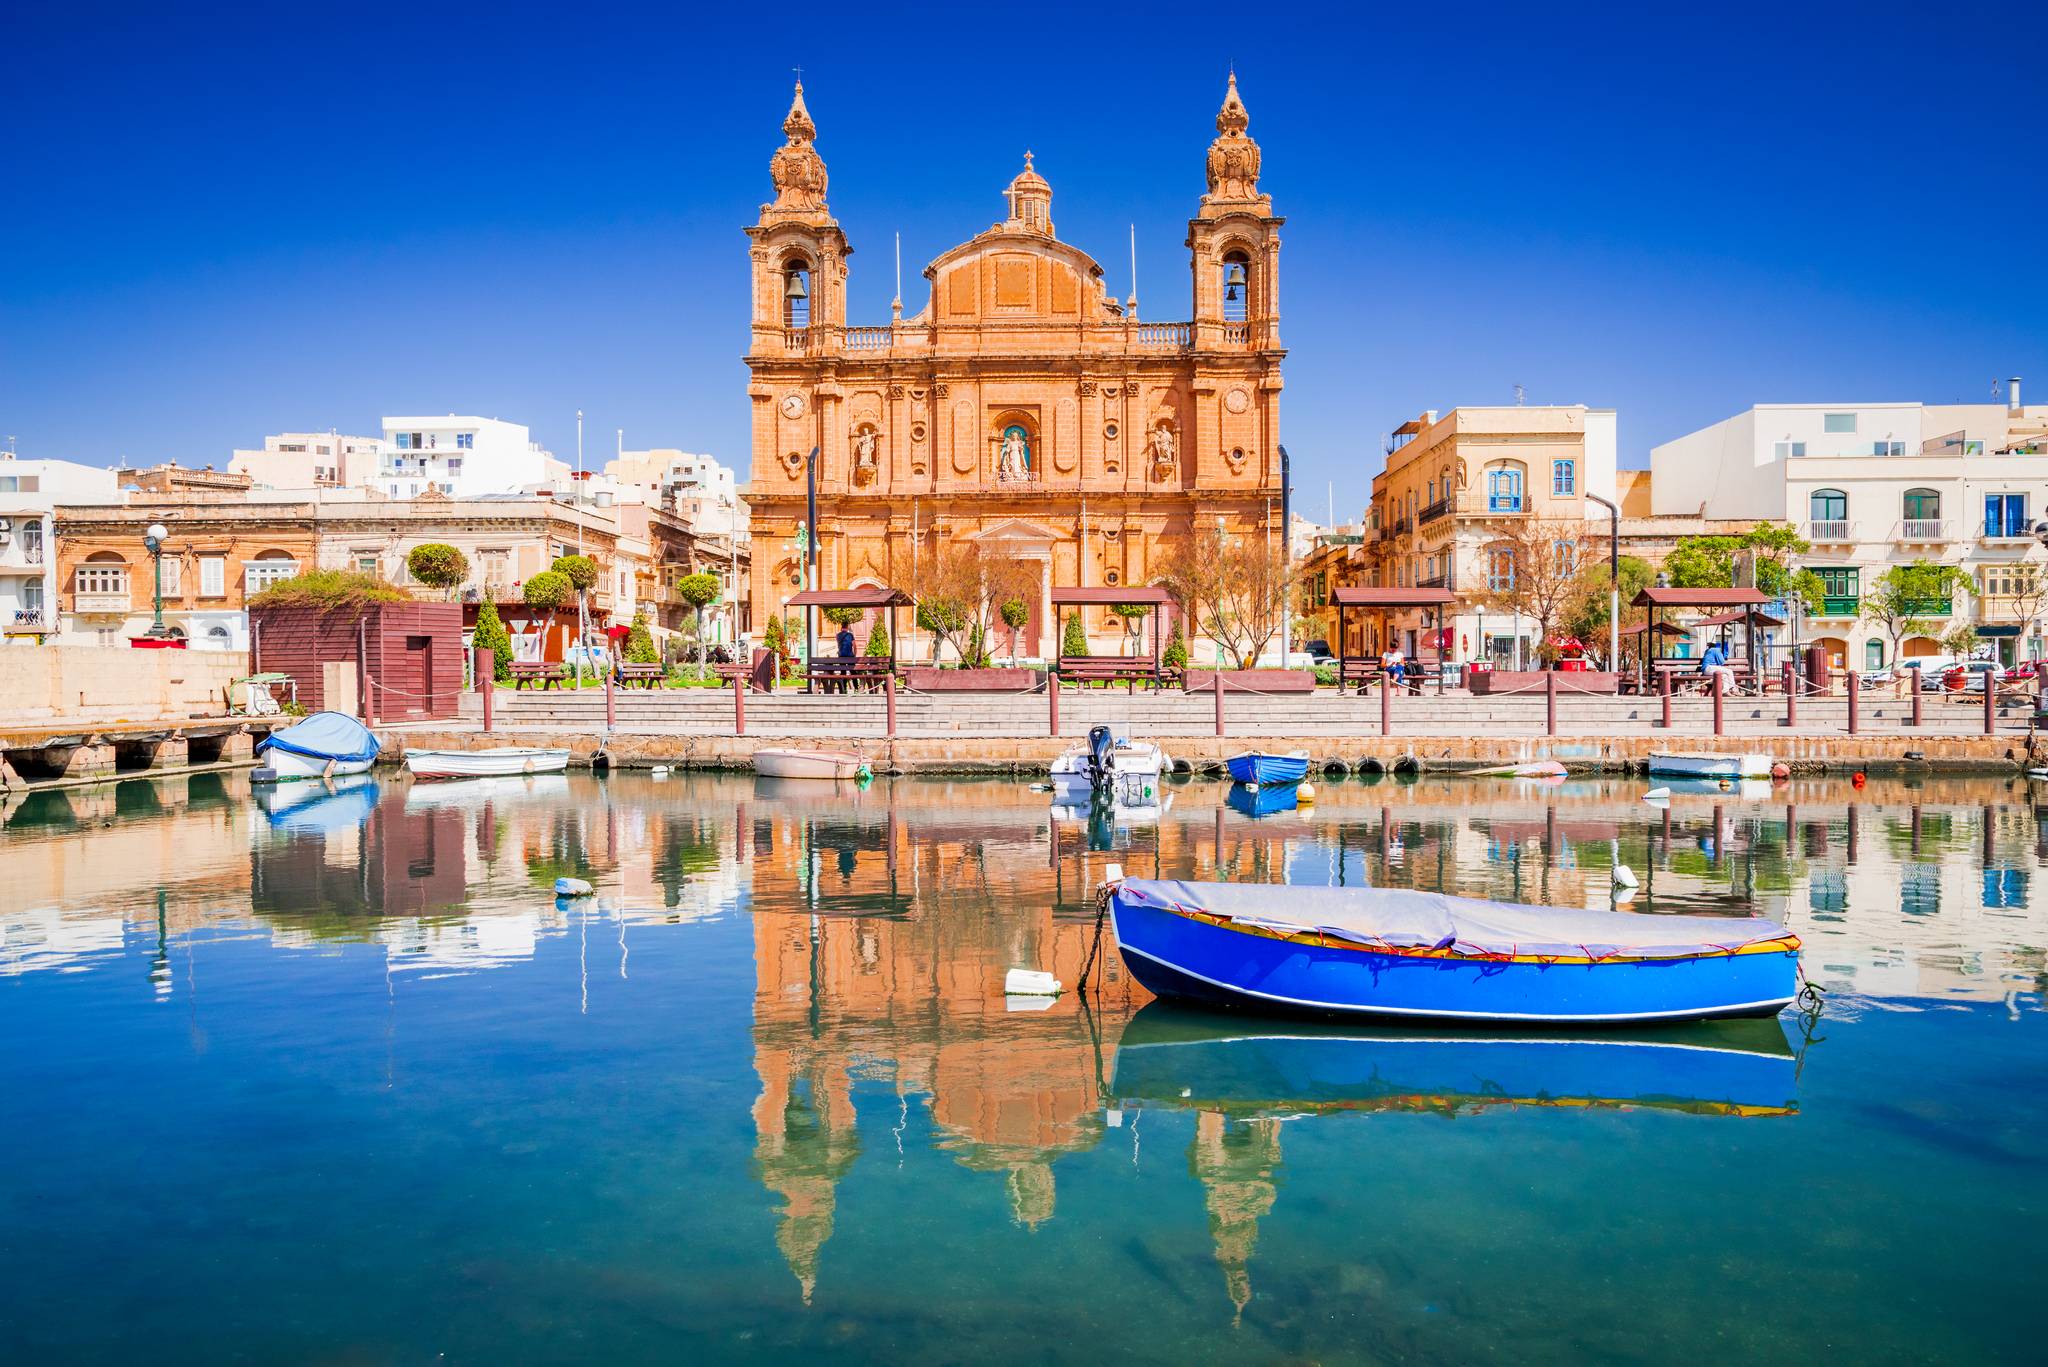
[1296,781,1317,804]
[1613,886,1639,905]
[554,877,594,898]
[1005,968,1062,996]
[1613,864,1639,888]
[1644,787,1671,801]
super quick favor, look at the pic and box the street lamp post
[1584,493,1620,669]
[143,521,170,637]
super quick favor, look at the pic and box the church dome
[1003,151,1053,235]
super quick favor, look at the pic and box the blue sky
[3,1,2041,520]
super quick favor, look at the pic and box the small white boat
[1474,759,1568,779]
[753,747,871,780]
[1646,751,1773,780]
[254,711,380,782]
[1051,726,1170,805]
[404,746,571,779]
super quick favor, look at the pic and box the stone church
[744,76,1285,656]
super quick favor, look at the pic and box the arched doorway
[1901,636,1941,660]
[1811,635,1849,671]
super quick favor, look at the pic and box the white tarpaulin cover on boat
[1115,879,1793,960]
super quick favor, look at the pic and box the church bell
[1223,261,1247,300]
[786,269,808,300]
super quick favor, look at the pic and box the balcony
[1901,598,1953,617]
[72,591,132,615]
[1418,496,1455,526]
[1815,595,1860,618]
[783,326,812,354]
[1418,572,1455,591]
[1220,322,1251,345]
[1485,495,1525,514]
[1979,519,2034,542]
[4,608,48,634]
[1383,516,1411,541]
[1805,520,1854,543]
[1897,519,1950,542]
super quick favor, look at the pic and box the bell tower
[747,81,851,355]
[1187,73,1282,351]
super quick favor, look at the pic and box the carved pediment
[961,518,1064,546]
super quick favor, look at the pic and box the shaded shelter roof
[1632,586,1770,608]
[787,587,913,608]
[1050,587,1170,605]
[1331,587,1456,607]
[1695,608,1787,629]
[1620,621,1689,638]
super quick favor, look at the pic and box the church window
[1104,569,1122,586]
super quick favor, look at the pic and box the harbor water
[2,769,2043,1363]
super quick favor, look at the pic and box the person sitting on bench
[1698,639,1735,689]
[1381,645,1405,687]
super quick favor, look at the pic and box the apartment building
[1,456,120,644]
[1368,405,1617,667]
[1652,383,2048,668]
[605,447,747,537]
[378,416,564,500]
[229,431,384,489]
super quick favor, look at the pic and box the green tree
[472,598,514,682]
[548,555,600,679]
[821,604,863,628]
[246,569,406,610]
[624,609,659,665]
[864,621,891,658]
[1861,560,1966,662]
[965,621,989,668]
[522,570,573,664]
[1109,602,1153,657]
[1163,618,1189,672]
[1939,621,1980,657]
[674,571,721,674]
[405,543,469,598]
[1562,554,1656,663]
[999,598,1029,666]
[1664,523,1824,613]
[761,612,786,676]
[1061,610,1089,659]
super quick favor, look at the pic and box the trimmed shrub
[472,599,514,682]
[406,543,469,595]
[248,569,407,610]
[1060,610,1089,658]
[625,609,659,664]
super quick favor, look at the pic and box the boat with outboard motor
[1102,872,1800,1024]
[404,746,570,779]
[252,711,381,782]
[1051,726,1169,805]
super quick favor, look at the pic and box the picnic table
[1056,657,1160,691]
[806,657,894,694]
[510,661,569,690]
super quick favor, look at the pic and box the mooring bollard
[885,672,898,738]
[1380,674,1391,738]
[733,670,746,735]
[604,667,616,731]
[1985,674,1997,736]
[476,647,494,734]
[1911,680,1922,728]
[1049,673,1060,737]
[1712,670,1725,736]
[1782,661,1795,728]
[1545,668,1558,737]
[1214,674,1226,738]
[1847,671,1860,734]
[1660,668,1672,730]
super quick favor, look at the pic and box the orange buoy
[1851,771,1867,788]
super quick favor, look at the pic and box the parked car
[1905,657,1960,690]
[1858,668,1895,689]
[2001,661,2038,684]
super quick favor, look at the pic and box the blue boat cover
[1116,879,1792,961]
[255,711,381,765]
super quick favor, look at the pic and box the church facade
[743,77,1286,656]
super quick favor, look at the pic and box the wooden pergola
[1049,586,1172,663]
[1632,586,1773,677]
[787,586,914,692]
[1331,586,1457,693]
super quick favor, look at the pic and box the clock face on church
[780,393,806,419]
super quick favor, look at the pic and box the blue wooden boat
[1107,877,1800,1024]
[1224,750,1310,786]
[1226,782,1301,819]
[1110,1003,1797,1119]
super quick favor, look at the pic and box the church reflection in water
[18,768,2048,1317]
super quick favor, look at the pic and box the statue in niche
[1149,423,1178,479]
[996,425,1031,482]
[852,428,879,485]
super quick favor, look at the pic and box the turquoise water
[2,770,2043,1363]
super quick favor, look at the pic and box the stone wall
[0,646,248,725]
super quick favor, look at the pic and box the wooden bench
[510,662,568,690]
[618,662,665,689]
[1056,657,1160,691]
[806,657,894,693]
[1334,658,1383,694]
[1647,657,1755,694]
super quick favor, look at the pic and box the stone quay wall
[0,646,250,726]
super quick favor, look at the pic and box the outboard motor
[1086,724,1117,791]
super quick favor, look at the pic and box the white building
[379,416,563,499]
[605,448,744,535]
[229,431,384,489]
[0,455,121,644]
[1651,383,2048,668]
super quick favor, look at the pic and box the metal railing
[1898,518,1949,540]
[1486,495,1525,514]
[1805,519,1853,541]
[1418,496,1454,525]
[1979,519,2032,540]
[8,608,46,628]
